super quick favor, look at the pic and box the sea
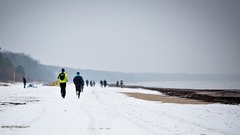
[126,80,240,90]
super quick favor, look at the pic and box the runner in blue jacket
[73,72,84,98]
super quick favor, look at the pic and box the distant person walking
[100,80,103,87]
[93,81,95,87]
[120,79,123,88]
[57,68,68,98]
[116,81,119,87]
[23,77,27,88]
[90,80,93,87]
[86,80,89,87]
[73,72,84,98]
[103,80,107,87]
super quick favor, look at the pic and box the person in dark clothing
[100,80,103,87]
[86,80,89,87]
[120,79,123,88]
[73,72,84,98]
[90,80,93,87]
[103,80,107,87]
[57,68,68,98]
[116,81,119,87]
[93,81,95,87]
[23,77,27,88]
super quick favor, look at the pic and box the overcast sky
[0,0,240,74]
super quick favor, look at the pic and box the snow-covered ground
[0,83,240,135]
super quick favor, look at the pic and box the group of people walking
[116,79,124,88]
[57,68,84,99]
[85,80,95,87]
[22,68,122,99]
[100,80,107,87]
[57,68,121,99]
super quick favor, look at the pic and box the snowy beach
[1,83,240,135]
[1,0,240,134]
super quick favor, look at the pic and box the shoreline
[110,84,240,105]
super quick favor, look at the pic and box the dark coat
[23,77,26,84]
[73,76,84,86]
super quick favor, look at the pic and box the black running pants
[60,83,66,98]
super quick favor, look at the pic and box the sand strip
[122,92,210,105]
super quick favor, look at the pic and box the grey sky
[0,0,240,74]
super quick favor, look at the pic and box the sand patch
[123,92,210,104]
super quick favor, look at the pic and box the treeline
[0,49,55,82]
[0,48,17,82]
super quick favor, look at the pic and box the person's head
[61,68,65,72]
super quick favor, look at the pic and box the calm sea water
[127,81,240,90]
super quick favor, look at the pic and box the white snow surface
[0,84,240,135]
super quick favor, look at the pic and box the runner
[57,68,68,98]
[73,72,84,98]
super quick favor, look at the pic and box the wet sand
[123,92,210,104]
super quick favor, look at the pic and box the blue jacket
[73,75,84,86]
